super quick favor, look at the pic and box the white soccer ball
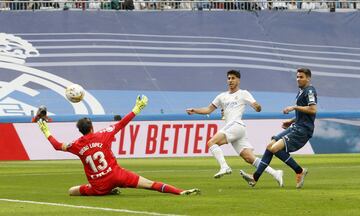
[65,84,85,103]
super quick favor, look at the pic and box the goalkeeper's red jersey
[66,112,135,184]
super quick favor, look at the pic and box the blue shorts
[272,126,312,153]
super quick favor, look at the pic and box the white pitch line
[0,198,186,216]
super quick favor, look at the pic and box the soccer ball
[65,84,85,103]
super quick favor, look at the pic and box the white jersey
[212,89,256,124]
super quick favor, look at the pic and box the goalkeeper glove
[37,119,52,138]
[132,95,148,115]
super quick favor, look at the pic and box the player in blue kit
[240,68,317,189]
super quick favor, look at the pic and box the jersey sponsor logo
[0,33,105,116]
[224,101,240,109]
[90,166,112,179]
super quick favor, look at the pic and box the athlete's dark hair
[297,68,312,78]
[227,70,241,79]
[76,117,93,135]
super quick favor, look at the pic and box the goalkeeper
[37,95,199,196]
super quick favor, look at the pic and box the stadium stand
[1,0,360,11]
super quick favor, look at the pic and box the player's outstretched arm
[186,104,216,115]
[37,119,67,151]
[112,95,148,134]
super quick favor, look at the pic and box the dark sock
[254,149,274,181]
[275,150,303,174]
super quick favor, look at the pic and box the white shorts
[219,121,254,154]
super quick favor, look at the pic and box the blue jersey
[294,85,317,134]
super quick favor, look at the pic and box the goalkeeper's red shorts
[79,166,140,196]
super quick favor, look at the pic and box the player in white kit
[186,70,283,186]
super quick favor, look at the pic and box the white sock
[209,144,229,169]
[252,157,261,167]
[253,157,277,177]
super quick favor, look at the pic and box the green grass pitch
[0,154,359,216]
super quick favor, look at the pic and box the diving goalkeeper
[37,95,199,196]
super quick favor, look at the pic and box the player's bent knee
[137,176,154,189]
[266,140,276,150]
[207,132,227,147]
[69,186,82,196]
[207,140,215,147]
[207,137,219,147]
[266,143,274,151]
